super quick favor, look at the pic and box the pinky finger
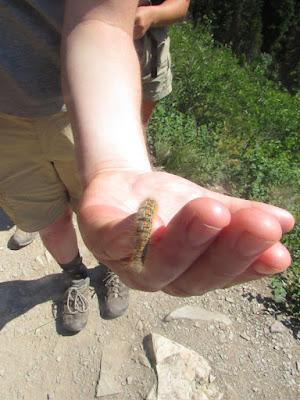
[225,242,292,287]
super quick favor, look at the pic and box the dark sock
[59,253,88,279]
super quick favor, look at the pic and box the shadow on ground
[243,291,300,340]
[0,265,107,335]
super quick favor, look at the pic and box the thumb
[78,204,136,262]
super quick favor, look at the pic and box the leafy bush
[272,224,300,318]
[148,22,300,317]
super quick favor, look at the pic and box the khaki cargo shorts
[135,27,172,102]
[0,30,172,232]
[0,112,81,232]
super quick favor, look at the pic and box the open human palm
[78,170,294,296]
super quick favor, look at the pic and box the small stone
[193,322,202,328]
[296,361,300,372]
[240,333,251,341]
[56,356,62,362]
[0,369,4,377]
[126,376,133,385]
[263,327,270,335]
[219,333,227,344]
[138,354,150,368]
[225,297,234,303]
[35,255,45,266]
[136,320,144,331]
[45,251,53,263]
[270,321,286,333]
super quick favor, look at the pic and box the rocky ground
[0,210,299,400]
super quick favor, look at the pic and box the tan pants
[0,112,81,232]
[136,28,172,102]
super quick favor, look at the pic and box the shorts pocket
[148,27,170,71]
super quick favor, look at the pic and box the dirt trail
[0,214,299,400]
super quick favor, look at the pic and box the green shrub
[148,22,300,318]
[272,224,300,318]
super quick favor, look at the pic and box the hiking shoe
[8,228,37,250]
[101,266,129,319]
[61,277,90,333]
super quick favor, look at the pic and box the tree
[190,0,300,93]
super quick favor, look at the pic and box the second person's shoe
[101,266,129,319]
[8,228,37,250]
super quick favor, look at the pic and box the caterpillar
[130,198,158,273]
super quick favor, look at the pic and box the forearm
[150,0,190,27]
[62,3,151,186]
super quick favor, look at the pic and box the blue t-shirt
[0,0,65,116]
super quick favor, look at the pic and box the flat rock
[164,306,232,326]
[96,341,131,397]
[146,333,223,400]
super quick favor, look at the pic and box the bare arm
[60,1,294,298]
[62,0,151,187]
[150,0,190,26]
[134,0,190,39]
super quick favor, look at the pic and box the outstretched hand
[78,170,294,296]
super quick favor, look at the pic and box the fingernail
[188,218,222,247]
[253,262,272,275]
[235,232,274,257]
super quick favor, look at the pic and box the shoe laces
[103,271,122,298]
[66,284,89,314]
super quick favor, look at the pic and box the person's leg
[0,112,89,333]
[39,207,78,265]
[141,99,156,130]
[48,113,130,319]
[39,207,90,333]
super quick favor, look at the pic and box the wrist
[148,5,160,26]
[81,159,152,188]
